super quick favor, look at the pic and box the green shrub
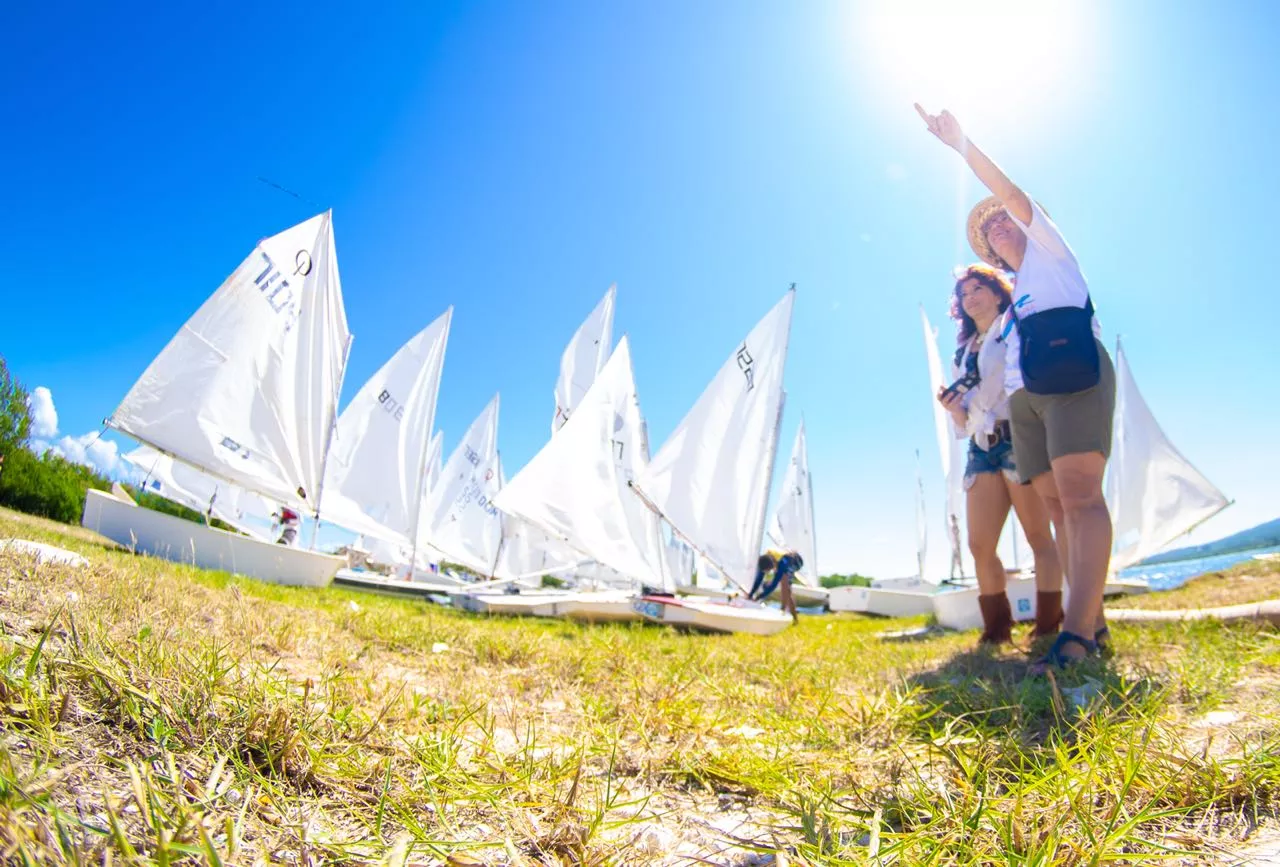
[820,573,873,588]
[0,447,111,524]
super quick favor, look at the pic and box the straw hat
[966,196,1009,270]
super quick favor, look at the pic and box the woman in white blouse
[938,265,1063,645]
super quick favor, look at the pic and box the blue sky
[3,0,1277,578]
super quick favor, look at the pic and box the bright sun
[855,0,1099,140]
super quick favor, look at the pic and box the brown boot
[1031,591,1063,639]
[978,593,1013,645]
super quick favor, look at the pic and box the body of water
[1117,545,1280,591]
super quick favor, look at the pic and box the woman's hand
[937,388,967,426]
[915,103,967,153]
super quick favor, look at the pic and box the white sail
[664,536,696,588]
[693,553,728,591]
[552,284,616,434]
[632,290,794,591]
[108,212,350,513]
[1105,339,1230,571]
[424,430,444,495]
[123,445,275,539]
[421,395,504,575]
[495,336,670,589]
[921,304,965,581]
[490,458,585,582]
[767,420,819,588]
[321,309,451,543]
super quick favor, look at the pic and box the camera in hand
[940,369,981,401]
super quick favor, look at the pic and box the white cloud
[39,432,127,479]
[23,386,131,480]
[27,387,58,438]
[886,163,909,181]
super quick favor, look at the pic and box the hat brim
[966,196,1008,270]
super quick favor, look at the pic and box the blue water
[1117,545,1280,591]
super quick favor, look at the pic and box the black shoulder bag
[1011,296,1101,395]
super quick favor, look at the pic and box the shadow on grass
[901,637,1172,745]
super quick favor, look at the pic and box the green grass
[2,506,1279,865]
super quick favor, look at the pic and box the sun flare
[856,0,1098,140]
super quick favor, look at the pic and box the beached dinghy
[86,212,351,587]
[552,589,650,623]
[631,289,799,634]
[332,568,464,598]
[829,576,937,617]
[84,488,343,586]
[632,594,792,636]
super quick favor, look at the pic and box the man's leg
[779,572,798,620]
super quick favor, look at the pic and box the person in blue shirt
[748,548,803,621]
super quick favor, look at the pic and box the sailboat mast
[487,451,507,581]
[309,332,356,550]
[915,449,927,581]
[754,391,788,559]
[404,309,452,578]
[804,416,817,580]
[745,284,796,564]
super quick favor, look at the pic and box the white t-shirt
[999,200,1102,394]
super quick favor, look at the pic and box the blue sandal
[1094,626,1114,657]
[1031,630,1098,673]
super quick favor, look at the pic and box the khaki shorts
[1008,339,1116,483]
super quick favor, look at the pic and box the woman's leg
[967,472,1012,595]
[967,470,1013,644]
[1007,474,1064,636]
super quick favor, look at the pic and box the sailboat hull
[632,595,793,636]
[553,590,645,623]
[770,583,829,609]
[82,489,342,588]
[333,569,463,598]
[932,575,1039,631]
[829,582,936,617]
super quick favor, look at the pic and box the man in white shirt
[916,104,1115,672]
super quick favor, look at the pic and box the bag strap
[1008,293,1094,334]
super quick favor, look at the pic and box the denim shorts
[964,438,1017,488]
